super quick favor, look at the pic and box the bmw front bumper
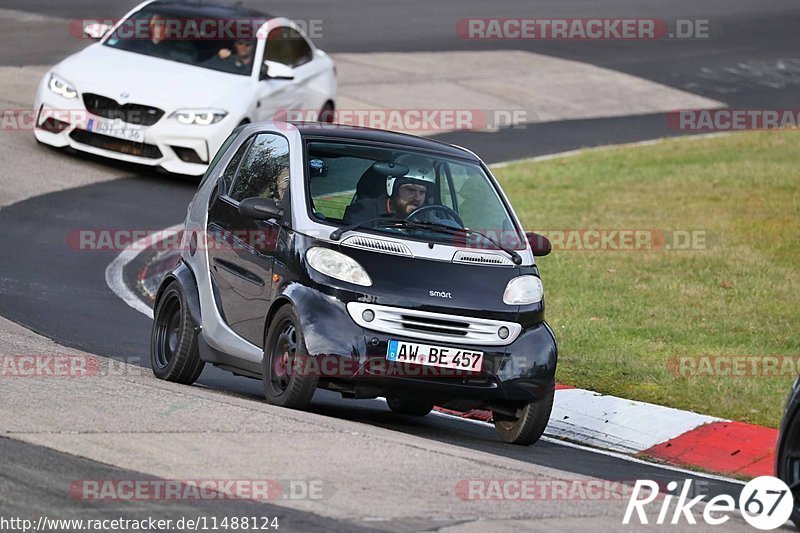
[33,82,234,176]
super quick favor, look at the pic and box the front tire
[150,281,205,384]
[262,306,318,409]
[493,389,554,445]
[386,397,434,416]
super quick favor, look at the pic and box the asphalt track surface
[0,437,372,532]
[1,0,798,524]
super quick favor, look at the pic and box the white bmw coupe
[33,0,337,176]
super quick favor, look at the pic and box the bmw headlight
[503,275,543,305]
[48,73,78,99]
[306,247,372,287]
[169,109,228,125]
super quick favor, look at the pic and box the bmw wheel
[263,306,318,409]
[150,281,205,384]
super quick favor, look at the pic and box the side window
[452,163,503,230]
[264,27,312,67]
[221,138,251,193]
[198,131,238,189]
[228,134,291,204]
[288,28,313,67]
[308,156,373,220]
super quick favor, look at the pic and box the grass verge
[493,131,800,427]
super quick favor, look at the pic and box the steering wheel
[406,205,464,228]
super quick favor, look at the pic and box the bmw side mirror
[83,22,112,40]
[238,197,283,220]
[526,232,551,257]
[260,60,295,81]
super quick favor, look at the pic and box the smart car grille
[347,302,522,346]
[69,129,163,159]
[399,315,469,336]
[341,236,412,256]
[83,93,164,126]
[452,250,515,266]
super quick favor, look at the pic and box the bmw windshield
[103,8,262,76]
[306,140,526,249]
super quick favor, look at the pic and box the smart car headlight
[48,73,78,99]
[503,275,543,305]
[169,109,228,125]
[306,247,372,287]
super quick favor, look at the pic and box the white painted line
[104,224,184,320]
[547,388,723,454]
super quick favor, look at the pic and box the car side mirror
[526,232,551,257]
[238,197,283,220]
[83,22,112,40]
[260,60,295,81]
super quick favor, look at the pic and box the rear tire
[493,389,554,445]
[386,397,434,416]
[150,282,205,384]
[262,306,318,409]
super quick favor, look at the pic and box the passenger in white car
[207,39,256,74]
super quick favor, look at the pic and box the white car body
[33,0,336,176]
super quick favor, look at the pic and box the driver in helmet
[343,154,435,224]
[385,154,435,218]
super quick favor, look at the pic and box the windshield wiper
[329,217,408,241]
[402,222,523,265]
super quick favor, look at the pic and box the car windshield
[306,140,525,249]
[103,8,261,76]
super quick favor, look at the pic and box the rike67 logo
[623,476,792,530]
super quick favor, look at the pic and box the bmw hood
[53,43,252,110]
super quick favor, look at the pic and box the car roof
[145,0,272,20]
[292,123,481,161]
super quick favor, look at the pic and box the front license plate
[87,117,144,142]
[387,340,483,371]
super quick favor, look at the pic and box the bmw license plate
[386,340,483,371]
[87,117,144,142]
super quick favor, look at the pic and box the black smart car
[150,122,556,445]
